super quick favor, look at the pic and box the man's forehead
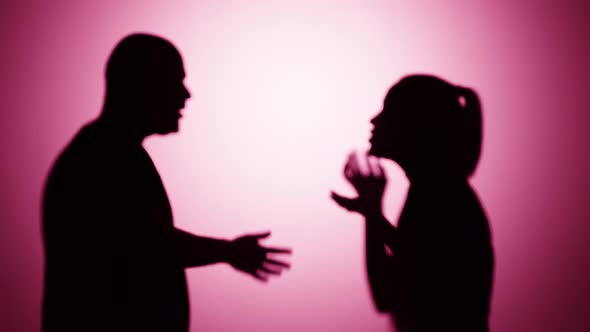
[150,54,185,77]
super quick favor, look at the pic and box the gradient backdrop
[1,0,589,331]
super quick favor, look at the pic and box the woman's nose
[183,85,191,99]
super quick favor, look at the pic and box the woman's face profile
[368,96,408,162]
[368,109,387,157]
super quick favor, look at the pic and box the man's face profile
[105,34,191,136]
[142,55,191,135]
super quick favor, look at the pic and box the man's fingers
[249,231,271,240]
[265,258,291,269]
[264,246,292,254]
[252,271,269,282]
[259,265,282,275]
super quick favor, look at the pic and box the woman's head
[369,74,482,179]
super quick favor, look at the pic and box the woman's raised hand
[331,152,386,218]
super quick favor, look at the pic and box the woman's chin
[368,145,381,157]
[369,145,396,161]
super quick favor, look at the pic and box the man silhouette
[42,33,290,332]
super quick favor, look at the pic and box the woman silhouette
[332,75,494,332]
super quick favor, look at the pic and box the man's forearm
[174,228,232,268]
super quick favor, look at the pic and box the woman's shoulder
[404,180,489,227]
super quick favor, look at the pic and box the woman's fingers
[342,151,387,195]
[349,152,361,175]
[366,155,385,179]
[331,191,359,212]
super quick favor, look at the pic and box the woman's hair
[384,74,482,177]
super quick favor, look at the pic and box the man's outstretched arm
[173,229,291,281]
[173,228,231,267]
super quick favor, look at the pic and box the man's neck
[96,109,148,146]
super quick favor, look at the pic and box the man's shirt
[42,120,189,332]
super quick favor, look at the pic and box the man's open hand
[228,231,291,282]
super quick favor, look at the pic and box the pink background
[1,0,589,331]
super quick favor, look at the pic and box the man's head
[103,33,191,135]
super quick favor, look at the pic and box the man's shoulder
[64,120,135,162]
[48,121,133,184]
[69,120,112,151]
